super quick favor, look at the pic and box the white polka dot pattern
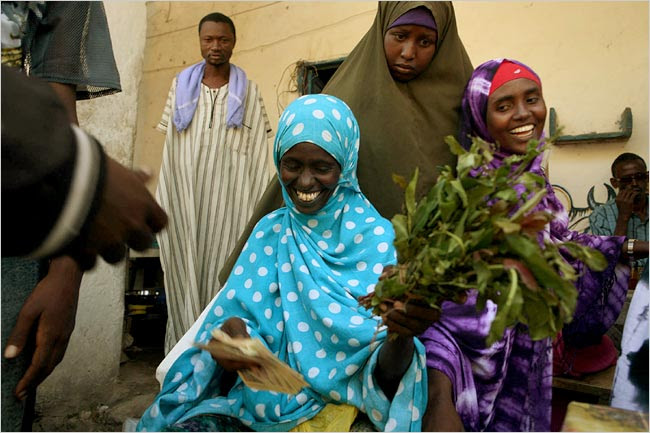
[137,93,427,433]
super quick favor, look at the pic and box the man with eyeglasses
[590,152,649,288]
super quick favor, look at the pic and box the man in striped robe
[156,12,273,353]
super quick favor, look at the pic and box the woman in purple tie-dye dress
[419,59,633,431]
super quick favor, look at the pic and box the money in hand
[197,329,308,394]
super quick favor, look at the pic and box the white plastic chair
[155,295,221,386]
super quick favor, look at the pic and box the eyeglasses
[615,171,649,185]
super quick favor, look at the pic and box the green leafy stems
[359,135,607,345]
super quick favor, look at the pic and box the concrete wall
[37,2,148,408]
[455,1,649,215]
[134,2,377,193]
[134,1,648,215]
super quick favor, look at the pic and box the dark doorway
[296,58,345,95]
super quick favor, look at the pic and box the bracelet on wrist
[627,239,636,256]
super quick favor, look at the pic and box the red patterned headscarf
[459,58,542,149]
[489,60,541,96]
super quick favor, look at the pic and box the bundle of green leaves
[359,135,607,345]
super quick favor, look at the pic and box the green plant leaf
[405,167,419,221]
[392,173,407,190]
[363,134,595,346]
[560,242,608,272]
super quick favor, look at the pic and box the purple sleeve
[544,181,629,347]
[418,177,625,430]
[559,228,629,346]
[419,291,507,431]
[420,313,472,401]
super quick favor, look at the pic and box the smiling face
[383,24,437,82]
[486,78,547,155]
[280,142,342,214]
[199,21,235,67]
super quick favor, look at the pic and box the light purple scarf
[173,60,248,132]
[387,6,437,31]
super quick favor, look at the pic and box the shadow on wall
[552,184,617,233]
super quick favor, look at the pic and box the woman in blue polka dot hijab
[137,94,431,432]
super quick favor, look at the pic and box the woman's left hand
[375,299,440,399]
[379,299,440,337]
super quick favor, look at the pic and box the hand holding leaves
[360,135,606,345]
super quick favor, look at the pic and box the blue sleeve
[588,206,613,236]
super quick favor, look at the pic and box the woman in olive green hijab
[220,1,472,282]
[326,1,472,216]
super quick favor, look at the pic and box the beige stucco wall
[455,1,649,217]
[133,1,379,193]
[135,1,648,219]
[37,2,148,409]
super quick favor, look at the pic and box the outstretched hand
[377,265,467,336]
[373,267,443,399]
[379,299,441,337]
[3,256,81,400]
[69,158,168,269]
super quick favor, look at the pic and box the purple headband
[388,6,437,32]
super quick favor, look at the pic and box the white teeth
[510,124,534,134]
[296,190,320,202]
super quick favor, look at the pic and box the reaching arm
[48,82,79,125]
[624,239,650,261]
[374,299,440,400]
[1,66,167,268]
[4,256,82,399]
[422,368,465,431]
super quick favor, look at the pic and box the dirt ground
[32,347,163,432]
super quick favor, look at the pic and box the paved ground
[29,345,378,432]
[33,347,162,432]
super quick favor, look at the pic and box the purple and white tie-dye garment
[419,58,629,431]
[420,176,628,431]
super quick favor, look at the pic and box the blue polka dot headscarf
[137,94,428,433]
[275,94,362,209]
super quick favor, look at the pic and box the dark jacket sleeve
[1,65,104,258]
[24,1,122,98]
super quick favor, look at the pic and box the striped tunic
[156,77,273,353]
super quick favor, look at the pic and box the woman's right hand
[377,264,467,336]
[379,298,441,337]
[378,264,396,281]
[211,317,261,372]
